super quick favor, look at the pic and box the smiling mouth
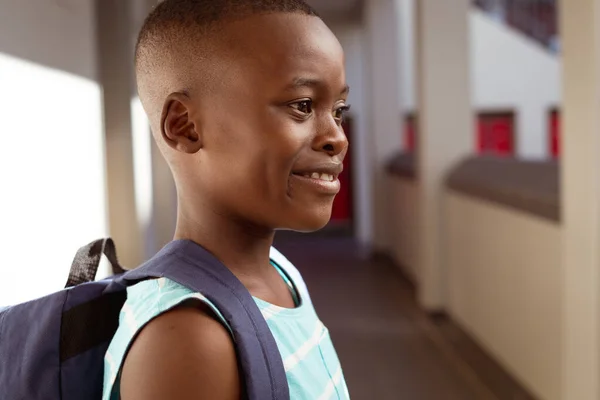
[292,172,336,182]
[289,170,341,195]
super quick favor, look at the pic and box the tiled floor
[274,234,521,400]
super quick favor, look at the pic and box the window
[0,53,107,305]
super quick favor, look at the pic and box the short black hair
[136,0,319,67]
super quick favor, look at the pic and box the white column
[398,0,417,113]
[561,0,600,398]
[415,0,472,309]
[96,0,143,267]
[364,0,404,252]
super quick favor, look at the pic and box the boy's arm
[120,303,242,400]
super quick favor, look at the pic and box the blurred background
[1,0,598,399]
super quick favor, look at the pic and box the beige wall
[444,191,563,400]
[389,177,420,283]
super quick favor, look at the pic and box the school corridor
[274,234,535,400]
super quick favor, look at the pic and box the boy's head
[136,0,349,233]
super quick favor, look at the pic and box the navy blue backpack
[0,238,289,400]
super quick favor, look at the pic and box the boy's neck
[173,202,276,280]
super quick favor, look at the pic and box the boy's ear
[160,92,202,154]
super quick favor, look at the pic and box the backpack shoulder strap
[117,240,289,400]
[66,238,126,288]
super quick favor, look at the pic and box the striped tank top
[102,247,350,400]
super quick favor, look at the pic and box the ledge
[386,152,416,180]
[446,156,560,222]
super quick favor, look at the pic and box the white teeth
[296,172,335,181]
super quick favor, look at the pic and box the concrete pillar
[415,0,472,309]
[364,0,404,252]
[96,0,143,268]
[560,0,600,398]
[398,0,417,113]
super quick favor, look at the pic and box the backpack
[0,238,289,400]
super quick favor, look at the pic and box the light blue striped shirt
[102,247,350,400]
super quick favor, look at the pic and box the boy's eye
[334,104,351,124]
[290,100,313,115]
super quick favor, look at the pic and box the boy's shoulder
[118,294,241,400]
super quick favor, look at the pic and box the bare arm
[120,303,241,400]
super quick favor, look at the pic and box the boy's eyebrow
[286,77,350,95]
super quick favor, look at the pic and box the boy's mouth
[290,163,342,182]
[292,172,336,182]
[289,163,343,195]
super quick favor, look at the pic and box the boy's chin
[282,210,332,233]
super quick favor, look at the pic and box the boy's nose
[313,119,349,157]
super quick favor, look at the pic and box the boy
[103,0,350,398]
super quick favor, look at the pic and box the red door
[477,112,515,157]
[549,109,560,158]
[404,114,417,152]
